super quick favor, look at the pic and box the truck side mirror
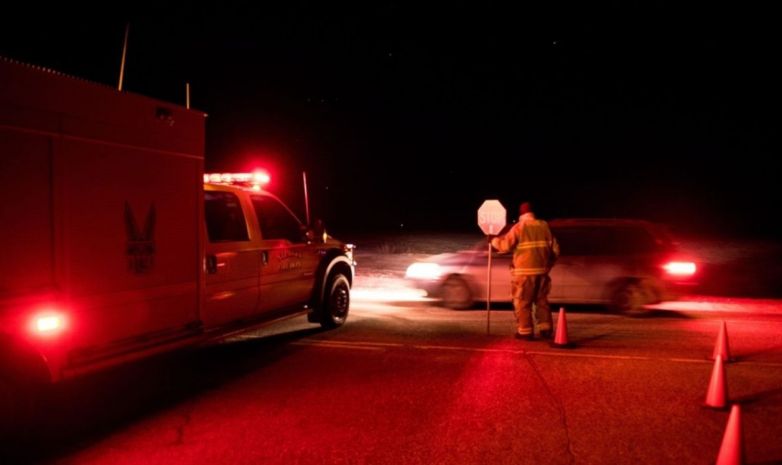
[302,225,316,243]
[313,219,327,243]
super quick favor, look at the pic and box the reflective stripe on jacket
[491,213,560,276]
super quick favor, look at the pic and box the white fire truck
[0,58,354,433]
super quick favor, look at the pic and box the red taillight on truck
[663,261,697,277]
[29,311,67,337]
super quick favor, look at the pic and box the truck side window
[251,196,303,243]
[204,191,250,242]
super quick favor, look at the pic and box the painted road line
[293,339,782,368]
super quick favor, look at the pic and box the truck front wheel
[319,273,350,329]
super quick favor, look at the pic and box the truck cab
[202,175,354,331]
[0,58,354,435]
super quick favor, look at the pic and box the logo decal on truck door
[124,202,156,274]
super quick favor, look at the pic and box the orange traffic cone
[551,307,571,348]
[712,320,733,362]
[715,404,745,465]
[705,355,728,409]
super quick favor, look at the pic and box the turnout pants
[511,274,552,335]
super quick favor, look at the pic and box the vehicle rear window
[553,226,660,256]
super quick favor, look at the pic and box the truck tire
[319,273,350,329]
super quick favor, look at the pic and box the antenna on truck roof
[303,171,311,224]
[118,23,130,91]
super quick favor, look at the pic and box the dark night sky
[1,3,779,238]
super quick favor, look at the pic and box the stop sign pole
[477,200,507,335]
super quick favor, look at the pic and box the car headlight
[405,262,442,280]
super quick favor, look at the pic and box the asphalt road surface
[7,289,782,465]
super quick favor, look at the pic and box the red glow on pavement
[427,341,530,462]
[251,170,271,185]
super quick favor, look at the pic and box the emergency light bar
[204,171,271,190]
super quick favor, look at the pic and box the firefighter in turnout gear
[490,202,560,340]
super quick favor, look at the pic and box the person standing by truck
[490,202,559,340]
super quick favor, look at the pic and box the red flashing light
[663,261,697,277]
[252,171,271,185]
[30,311,67,337]
[204,170,271,189]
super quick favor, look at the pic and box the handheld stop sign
[478,200,507,236]
[477,200,506,334]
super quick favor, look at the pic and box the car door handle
[206,255,218,274]
[261,250,269,265]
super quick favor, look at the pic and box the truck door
[203,190,260,326]
[250,195,320,312]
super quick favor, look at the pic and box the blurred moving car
[405,219,698,313]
